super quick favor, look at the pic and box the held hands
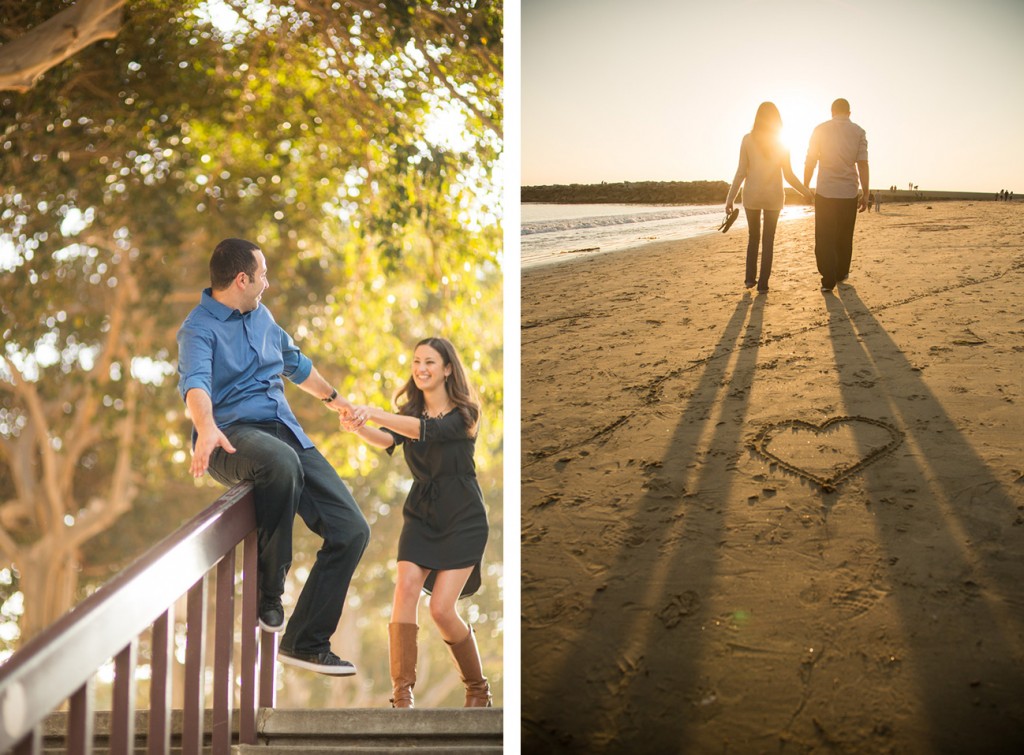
[725,201,734,215]
[338,404,372,432]
[324,394,368,429]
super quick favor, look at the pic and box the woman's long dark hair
[395,337,480,436]
[751,101,784,158]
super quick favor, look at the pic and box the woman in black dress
[341,337,490,708]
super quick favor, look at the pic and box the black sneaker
[278,648,357,676]
[258,596,285,634]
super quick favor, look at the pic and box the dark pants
[814,195,859,289]
[744,208,780,290]
[208,421,370,654]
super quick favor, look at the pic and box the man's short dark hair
[210,238,259,290]
[831,98,851,115]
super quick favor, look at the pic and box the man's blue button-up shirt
[177,288,314,448]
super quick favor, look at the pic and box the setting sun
[774,95,821,163]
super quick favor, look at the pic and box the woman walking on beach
[726,101,814,292]
[341,337,491,709]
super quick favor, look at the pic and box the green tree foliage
[0,0,502,707]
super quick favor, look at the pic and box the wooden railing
[0,482,277,754]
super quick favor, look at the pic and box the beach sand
[521,201,1024,753]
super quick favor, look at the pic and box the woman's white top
[726,133,788,211]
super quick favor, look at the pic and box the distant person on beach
[725,101,814,293]
[804,98,869,292]
[874,191,881,213]
[868,191,875,212]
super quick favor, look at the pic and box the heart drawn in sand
[751,416,904,492]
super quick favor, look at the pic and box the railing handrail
[0,482,256,750]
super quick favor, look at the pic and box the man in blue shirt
[177,237,370,676]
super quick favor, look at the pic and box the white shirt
[726,134,788,211]
[805,115,868,199]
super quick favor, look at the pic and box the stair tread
[235,748,503,754]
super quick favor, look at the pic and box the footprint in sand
[799,581,824,604]
[656,591,702,629]
[522,522,548,544]
[829,586,887,617]
[524,577,592,628]
[600,522,649,549]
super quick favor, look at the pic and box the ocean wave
[521,206,714,236]
[521,203,810,267]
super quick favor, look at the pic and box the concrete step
[234,747,502,754]
[38,707,503,753]
[250,708,503,749]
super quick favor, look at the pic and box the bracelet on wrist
[322,388,338,404]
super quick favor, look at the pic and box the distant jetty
[522,180,1008,205]
[521,180,729,205]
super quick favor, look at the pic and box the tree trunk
[17,539,79,643]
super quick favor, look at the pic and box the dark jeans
[208,421,370,654]
[814,195,859,288]
[744,208,780,290]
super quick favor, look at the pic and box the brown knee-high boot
[445,625,492,708]
[388,622,418,708]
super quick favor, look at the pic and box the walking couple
[726,98,870,293]
[176,238,491,708]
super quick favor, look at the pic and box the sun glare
[775,97,821,163]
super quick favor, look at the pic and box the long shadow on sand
[524,294,766,752]
[524,279,1024,753]
[825,287,1024,752]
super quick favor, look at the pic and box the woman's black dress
[385,410,488,598]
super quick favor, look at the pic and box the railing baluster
[148,606,174,755]
[259,630,278,710]
[183,576,207,755]
[67,678,94,755]
[110,638,138,755]
[239,531,259,744]
[212,550,235,754]
[12,726,40,755]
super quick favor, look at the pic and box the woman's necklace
[423,401,453,419]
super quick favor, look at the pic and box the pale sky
[522,0,1024,193]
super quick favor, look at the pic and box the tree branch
[0,425,39,526]
[0,517,21,565]
[1,356,64,534]
[59,232,134,487]
[0,0,126,92]
[65,314,147,552]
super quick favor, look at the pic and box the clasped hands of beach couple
[188,398,369,478]
[726,187,816,217]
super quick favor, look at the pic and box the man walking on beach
[177,237,371,676]
[804,98,869,292]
